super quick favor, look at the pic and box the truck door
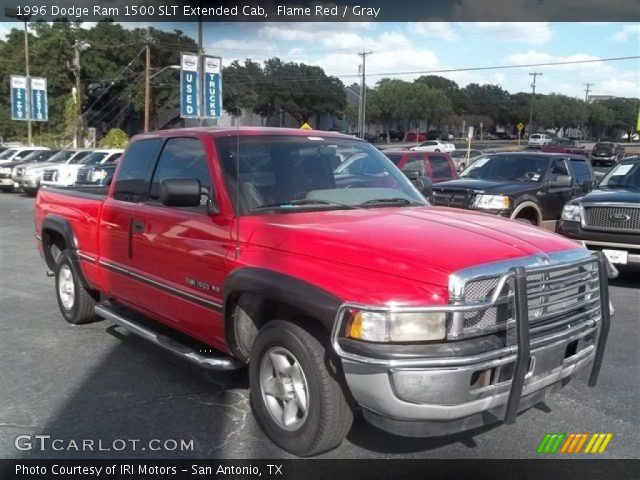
[98,138,162,306]
[129,136,231,348]
[541,157,575,225]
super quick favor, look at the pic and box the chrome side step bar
[95,304,242,371]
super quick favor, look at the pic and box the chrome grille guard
[331,251,611,425]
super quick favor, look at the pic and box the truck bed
[40,184,109,200]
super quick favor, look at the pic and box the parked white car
[528,133,553,148]
[40,149,123,188]
[409,140,456,153]
[0,146,49,165]
[11,149,93,195]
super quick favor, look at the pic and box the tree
[535,94,587,133]
[222,60,264,117]
[409,84,454,130]
[457,83,511,126]
[586,102,615,140]
[98,128,128,148]
[414,75,459,98]
[254,58,347,125]
[366,79,413,136]
[600,98,638,141]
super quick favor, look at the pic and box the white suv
[40,149,123,188]
[528,133,552,148]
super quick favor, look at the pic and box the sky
[2,21,639,98]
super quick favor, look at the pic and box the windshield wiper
[359,197,419,207]
[250,199,357,212]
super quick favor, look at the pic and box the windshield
[21,150,58,163]
[46,150,76,163]
[81,152,109,166]
[460,154,550,182]
[69,151,92,164]
[599,160,640,189]
[0,149,17,160]
[215,135,426,215]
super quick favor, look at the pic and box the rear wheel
[54,251,98,324]
[249,320,353,457]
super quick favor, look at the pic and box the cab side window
[429,155,453,179]
[113,139,162,202]
[401,158,426,176]
[570,158,594,192]
[550,158,570,178]
[148,138,213,212]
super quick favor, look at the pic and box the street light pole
[144,27,151,132]
[23,20,32,146]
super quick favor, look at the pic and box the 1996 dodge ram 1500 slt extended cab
[35,127,612,456]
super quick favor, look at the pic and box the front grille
[42,170,57,182]
[432,189,471,208]
[583,206,640,233]
[76,169,91,183]
[456,258,600,338]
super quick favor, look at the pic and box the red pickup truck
[541,138,587,155]
[35,127,611,456]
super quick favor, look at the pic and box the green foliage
[98,128,128,148]
[586,102,615,139]
[535,94,587,131]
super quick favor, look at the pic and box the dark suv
[557,156,640,268]
[430,152,597,229]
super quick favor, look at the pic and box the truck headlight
[90,170,108,181]
[472,194,511,210]
[561,204,581,222]
[346,309,446,342]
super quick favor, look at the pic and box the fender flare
[41,215,93,291]
[510,200,542,225]
[223,268,342,349]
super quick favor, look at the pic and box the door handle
[131,220,145,234]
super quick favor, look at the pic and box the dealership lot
[0,192,638,459]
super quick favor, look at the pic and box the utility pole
[583,82,594,103]
[73,41,82,148]
[527,72,542,136]
[144,27,151,132]
[197,17,204,127]
[23,20,32,145]
[357,50,372,138]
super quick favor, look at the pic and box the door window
[148,138,213,212]
[550,158,570,177]
[113,139,162,202]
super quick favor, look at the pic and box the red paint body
[541,144,587,155]
[35,128,583,352]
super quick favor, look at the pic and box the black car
[75,156,121,187]
[590,142,625,167]
[431,152,597,229]
[379,130,405,142]
[557,156,639,268]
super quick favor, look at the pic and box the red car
[405,132,427,142]
[384,150,457,191]
[35,127,611,456]
[541,138,587,155]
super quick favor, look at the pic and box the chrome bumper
[333,252,611,436]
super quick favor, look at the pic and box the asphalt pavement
[0,192,638,459]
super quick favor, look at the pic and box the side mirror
[550,174,572,188]
[403,170,421,181]
[160,178,202,207]
[416,176,433,198]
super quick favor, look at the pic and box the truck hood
[242,206,581,287]
[434,178,539,195]
[580,187,640,204]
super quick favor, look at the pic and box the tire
[0,186,15,193]
[23,187,38,197]
[54,251,98,325]
[249,319,353,457]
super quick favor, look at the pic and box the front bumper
[558,220,640,265]
[12,176,40,188]
[333,254,611,437]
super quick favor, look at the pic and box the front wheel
[23,187,38,197]
[54,251,98,324]
[249,320,353,457]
